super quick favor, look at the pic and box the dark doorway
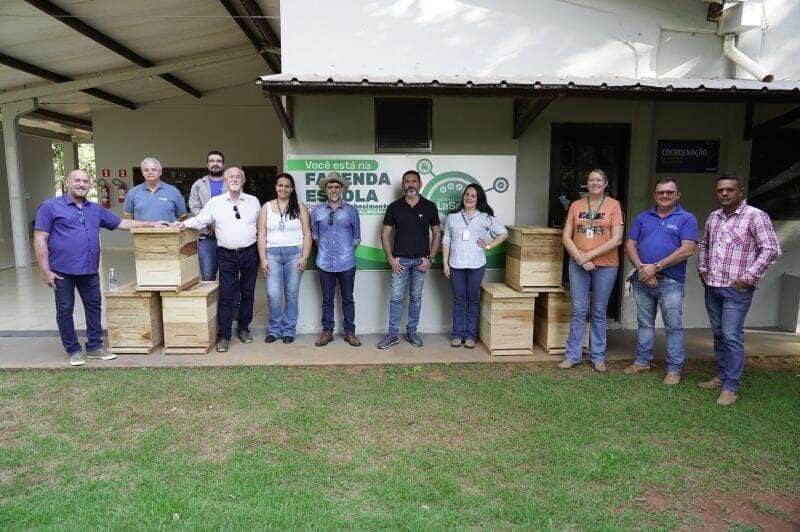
[548,123,631,320]
[748,129,800,220]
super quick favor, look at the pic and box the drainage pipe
[723,34,774,82]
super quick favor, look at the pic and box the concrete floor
[1,249,798,369]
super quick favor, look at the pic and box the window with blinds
[375,98,432,153]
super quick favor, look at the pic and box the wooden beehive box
[160,281,218,354]
[505,226,564,291]
[105,283,163,354]
[478,282,537,357]
[130,227,200,292]
[534,290,588,355]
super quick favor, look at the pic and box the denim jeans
[265,245,303,338]
[217,245,259,340]
[388,258,427,336]
[198,236,218,281]
[450,266,485,341]
[53,272,103,354]
[319,267,356,334]
[704,284,754,392]
[565,258,618,364]
[633,276,685,373]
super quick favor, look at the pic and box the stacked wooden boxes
[105,227,218,355]
[129,227,200,292]
[505,226,564,291]
[479,282,537,356]
[106,283,163,354]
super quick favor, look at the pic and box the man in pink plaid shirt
[697,174,781,406]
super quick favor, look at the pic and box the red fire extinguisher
[98,178,111,208]
[112,178,127,203]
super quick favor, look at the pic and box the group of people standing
[34,153,781,407]
[557,169,780,406]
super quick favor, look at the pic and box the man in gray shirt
[189,150,227,280]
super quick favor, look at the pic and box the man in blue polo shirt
[624,178,698,385]
[123,157,187,222]
[34,170,167,367]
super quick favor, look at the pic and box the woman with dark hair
[560,168,624,372]
[257,173,312,343]
[442,183,508,348]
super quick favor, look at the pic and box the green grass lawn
[1,361,798,530]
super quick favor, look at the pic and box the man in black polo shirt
[377,170,442,348]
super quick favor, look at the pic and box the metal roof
[0,0,280,135]
[257,73,800,102]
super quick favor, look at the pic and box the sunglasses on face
[77,210,85,224]
[656,191,676,196]
[233,205,241,219]
[327,211,335,226]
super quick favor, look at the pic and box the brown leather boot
[622,362,651,375]
[716,390,738,406]
[344,333,362,347]
[663,373,681,386]
[315,331,334,347]
[697,376,722,389]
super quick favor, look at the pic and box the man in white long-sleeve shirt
[176,166,261,352]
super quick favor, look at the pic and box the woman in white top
[257,173,312,343]
[442,183,508,348]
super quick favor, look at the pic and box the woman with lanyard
[442,183,508,348]
[560,168,624,372]
[257,173,312,344]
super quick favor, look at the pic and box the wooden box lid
[129,226,187,234]
[481,282,538,299]
[160,281,218,297]
[507,225,561,235]
[105,282,156,298]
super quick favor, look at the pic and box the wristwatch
[654,262,663,272]
[427,255,435,264]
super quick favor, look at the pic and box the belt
[219,242,256,253]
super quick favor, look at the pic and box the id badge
[585,227,594,239]
[462,229,471,241]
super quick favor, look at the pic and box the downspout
[723,34,773,82]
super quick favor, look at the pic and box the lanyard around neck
[586,195,606,223]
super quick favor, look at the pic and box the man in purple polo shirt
[34,170,167,367]
[623,178,698,385]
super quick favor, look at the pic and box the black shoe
[264,334,278,343]
[238,330,253,343]
[282,336,294,344]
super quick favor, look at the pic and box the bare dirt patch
[638,488,800,530]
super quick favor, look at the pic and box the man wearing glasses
[176,167,260,352]
[310,172,362,347]
[34,170,167,367]
[623,178,698,385]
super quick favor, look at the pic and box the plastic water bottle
[108,268,118,292]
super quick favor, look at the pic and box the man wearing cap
[310,172,362,347]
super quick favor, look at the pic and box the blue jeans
[633,276,685,373]
[388,258,427,336]
[319,267,356,334]
[704,285,754,392]
[566,258,618,364]
[198,236,218,281]
[53,272,103,354]
[217,245,259,340]
[450,266,485,341]
[265,245,303,338]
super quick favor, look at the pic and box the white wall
[93,83,284,247]
[285,95,513,334]
[0,132,55,269]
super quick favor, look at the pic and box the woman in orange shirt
[560,169,624,372]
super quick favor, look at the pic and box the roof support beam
[745,105,800,140]
[29,109,93,132]
[267,93,293,138]
[513,98,554,139]
[19,124,73,142]
[0,46,255,105]
[23,0,202,99]
[239,0,281,71]
[0,51,136,110]
[219,0,279,73]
